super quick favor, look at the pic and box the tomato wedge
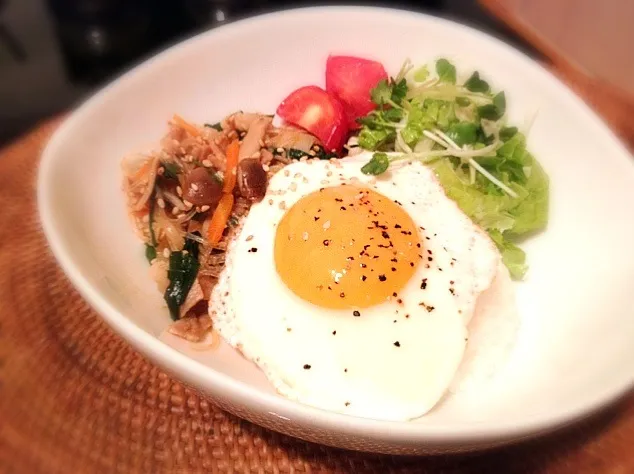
[325,55,388,129]
[276,85,348,152]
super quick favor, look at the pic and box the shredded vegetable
[355,58,549,278]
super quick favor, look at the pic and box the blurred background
[2,0,632,147]
[0,0,539,147]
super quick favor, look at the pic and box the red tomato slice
[326,55,388,129]
[276,85,348,152]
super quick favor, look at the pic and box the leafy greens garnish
[354,59,549,279]
[361,152,390,176]
[164,237,200,321]
[435,58,457,84]
[464,71,490,93]
[161,161,181,180]
[204,122,223,131]
[145,190,158,263]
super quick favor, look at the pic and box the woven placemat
[1,70,633,472]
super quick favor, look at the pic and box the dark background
[0,0,538,147]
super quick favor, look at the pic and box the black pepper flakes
[332,330,337,335]
[345,402,350,407]
[379,274,387,282]
[303,364,311,370]
[409,262,414,267]
[420,278,427,289]
[339,292,345,298]
[340,206,347,211]
[361,275,367,281]
[314,216,320,221]
[323,239,330,246]
[428,257,433,262]
[449,288,455,295]
[394,224,402,229]
[392,292,398,297]
[381,231,390,239]
[248,247,258,253]
[416,243,421,248]
[391,267,396,272]
[394,341,401,347]
[353,310,360,317]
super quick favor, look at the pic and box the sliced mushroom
[237,158,267,202]
[238,117,271,160]
[183,167,223,206]
[267,127,316,152]
[179,278,205,318]
[232,112,262,131]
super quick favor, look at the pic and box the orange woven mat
[1,67,633,472]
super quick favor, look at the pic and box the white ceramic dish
[38,7,634,455]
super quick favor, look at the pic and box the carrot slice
[222,140,240,193]
[172,114,200,137]
[206,193,234,244]
[131,158,154,181]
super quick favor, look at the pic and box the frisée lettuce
[354,59,549,279]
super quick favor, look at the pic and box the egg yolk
[274,185,423,309]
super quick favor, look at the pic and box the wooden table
[481,0,634,146]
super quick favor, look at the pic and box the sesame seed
[302,232,309,241]
[202,159,213,168]
[320,179,328,185]
[284,170,290,177]
[171,207,180,215]
[141,214,149,223]
[262,164,270,172]
[246,235,254,242]
[276,147,284,153]
[258,139,265,147]
[268,199,273,205]
[299,156,308,162]
[251,151,261,159]
[200,205,210,212]
[157,198,166,209]
[162,248,171,258]
[323,220,331,230]
[302,177,309,183]
[289,182,298,192]
[176,186,183,196]
[278,201,286,210]
[183,200,193,209]
[191,183,199,191]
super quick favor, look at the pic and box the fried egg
[210,152,500,421]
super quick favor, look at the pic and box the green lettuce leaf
[488,230,527,279]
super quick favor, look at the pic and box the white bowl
[38,6,634,455]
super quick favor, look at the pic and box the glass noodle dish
[122,55,548,398]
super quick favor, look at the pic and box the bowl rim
[37,5,634,446]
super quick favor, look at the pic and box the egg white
[210,153,500,421]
